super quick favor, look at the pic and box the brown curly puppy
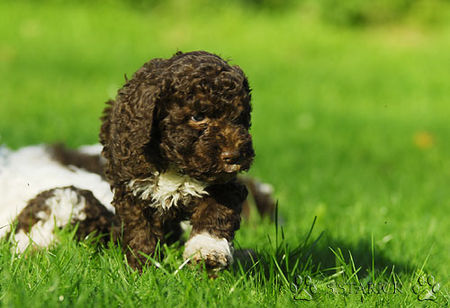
[100,51,254,270]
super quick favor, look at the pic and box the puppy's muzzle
[221,141,254,173]
[221,150,242,173]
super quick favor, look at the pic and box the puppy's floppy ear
[100,59,170,183]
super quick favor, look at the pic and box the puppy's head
[101,51,254,184]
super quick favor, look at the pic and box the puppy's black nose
[221,150,241,164]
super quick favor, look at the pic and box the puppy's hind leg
[11,186,117,253]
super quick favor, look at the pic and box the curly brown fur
[100,51,254,269]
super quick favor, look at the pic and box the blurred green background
[0,0,449,305]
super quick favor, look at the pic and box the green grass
[1,1,449,306]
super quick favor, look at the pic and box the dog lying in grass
[1,51,274,271]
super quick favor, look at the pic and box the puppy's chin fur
[184,170,239,185]
[127,169,209,211]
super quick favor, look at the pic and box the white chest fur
[127,169,209,210]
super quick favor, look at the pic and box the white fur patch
[183,232,233,269]
[13,187,88,252]
[128,169,208,210]
[77,144,103,156]
[0,144,114,238]
[256,182,274,195]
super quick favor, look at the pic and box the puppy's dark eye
[191,114,205,122]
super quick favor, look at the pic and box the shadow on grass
[232,217,414,285]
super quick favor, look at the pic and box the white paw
[183,232,233,270]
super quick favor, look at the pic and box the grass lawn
[0,1,449,306]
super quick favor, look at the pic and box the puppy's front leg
[113,192,162,270]
[184,182,247,270]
